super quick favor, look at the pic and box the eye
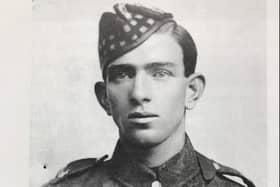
[108,69,133,82]
[115,71,130,80]
[153,70,172,79]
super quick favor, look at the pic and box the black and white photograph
[30,0,271,186]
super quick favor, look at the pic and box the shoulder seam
[216,173,246,187]
[215,165,255,187]
[49,155,108,185]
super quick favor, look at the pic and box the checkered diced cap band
[98,3,175,79]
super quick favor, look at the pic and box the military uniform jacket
[43,135,255,187]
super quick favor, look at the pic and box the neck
[121,118,186,167]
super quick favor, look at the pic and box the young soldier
[44,3,255,187]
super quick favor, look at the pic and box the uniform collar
[109,134,206,186]
[196,151,216,181]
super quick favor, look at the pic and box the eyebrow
[144,62,176,69]
[106,64,134,74]
[107,62,176,70]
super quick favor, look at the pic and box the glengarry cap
[98,3,175,79]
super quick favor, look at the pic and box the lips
[128,112,159,124]
[128,112,159,119]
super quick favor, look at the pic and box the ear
[94,82,112,116]
[185,73,206,110]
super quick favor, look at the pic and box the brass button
[152,180,162,187]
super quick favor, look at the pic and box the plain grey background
[32,0,266,186]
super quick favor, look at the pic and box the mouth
[128,112,159,124]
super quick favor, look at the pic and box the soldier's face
[105,33,188,147]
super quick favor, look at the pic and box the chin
[122,130,166,148]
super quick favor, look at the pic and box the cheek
[169,91,186,110]
[162,82,186,103]
[157,82,187,115]
[107,87,128,113]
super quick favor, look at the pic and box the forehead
[109,33,183,67]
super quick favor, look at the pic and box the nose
[129,72,151,105]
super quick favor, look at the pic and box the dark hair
[156,22,197,77]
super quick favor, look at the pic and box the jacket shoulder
[214,161,255,187]
[196,152,255,187]
[42,155,108,187]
